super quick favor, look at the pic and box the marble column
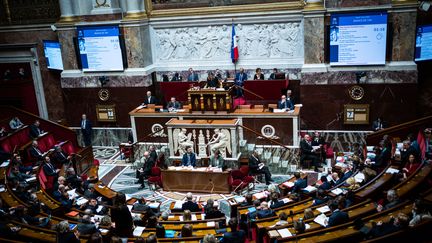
[302,6,326,73]
[390,10,417,61]
[123,0,146,19]
[58,0,76,22]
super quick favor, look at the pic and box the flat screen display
[77,25,124,72]
[329,12,388,66]
[415,24,432,62]
[43,40,64,70]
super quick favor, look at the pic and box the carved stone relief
[152,22,303,63]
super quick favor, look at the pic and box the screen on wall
[43,40,64,70]
[77,25,124,72]
[415,24,432,62]
[329,12,388,66]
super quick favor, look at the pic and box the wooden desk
[161,169,230,194]
[188,87,233,112]
[93,181,117,199]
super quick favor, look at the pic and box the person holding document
[248,150,273,185]
[277,95,294,111]
[300,134,322,171]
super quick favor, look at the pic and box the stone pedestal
[91,0,122,14]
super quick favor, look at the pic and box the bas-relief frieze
[152,22,304,64]
[61,75,153,88]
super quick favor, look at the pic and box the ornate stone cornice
[148,1,305,18]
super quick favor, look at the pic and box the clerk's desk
[129,104,301,146]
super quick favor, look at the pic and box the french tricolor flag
[231,24,239,63]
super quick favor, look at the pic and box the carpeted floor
[93,146,292,215]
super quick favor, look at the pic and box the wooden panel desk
[162,168,230,194]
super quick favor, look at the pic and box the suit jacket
[52,150,69,166]
[248,155,261,173]
[336,171,353,185]
[43,162,57,177]
[277,99,294,110]
[80,119,92,136]
[187,73,199,81]
[206,77,218,88]
[372,120,387,131]
[318,181,332,191]
[143,96,157,105]
[111,206,133,237]
[181,201,200,212]
[77,222,97,235]
[143,157,155,175]
[253,73,264,80]
[269,200,285,209]
[150,150,158,162]
[205,209,225,219]
[257,209,276,219]
[29,146,44,160]
[29,124,41,139]
[223,230,246,243]
[235,72,247,86]
[286,96,295,105]
[300,140,315,158]
[182,153,197,167]
[292,178,307,193]
[327,210,349,227]
[269,73,276,80]
[167,101,182,110]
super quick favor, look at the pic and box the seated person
[247,200,262,221]
[327,200,349,227]
[402,154,421,179]
[291,172,307,193]
[336,165,353,186]
[366,213,409,239]
[240,194,253,207]
[9,117,23,130]
[142,91,157,106]
[7,165,31,183]
[29,140,44,162]
[269,192,285,209]
[77,215,98,235]
[43,156,60,178]
[223,217,246,243]
[65,168,82,191]
[312,189,329,206]
[187,68,199,81]
[409,199,432,227]
[377,189,401,212]
[277,95,294,110]
[53,185,73,208]
[304,208,315,220]
[269,68,278,80]
[29,120,43,139]
[132,197,155,217]
[181,147,197,167]
[167,97,182,111]
[183,210,192,221]
[205,72,218,88]
[275,212,289,226]
[178,224,193,237]
[182,192,200,212]
[256,201,276,219]
[81,198,106,215]
[83,183,98,199]
[171,73,182,81]
[300,134,321,171]
[204,199,225,219]
[208,150,225,170]
[318,175,332,190]
[52,145,72,168]
[248,150,273,185]
[253,68,264,80]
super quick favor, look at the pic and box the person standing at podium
[205,72,218,88]
[182,147,196,167]
[143,91,157,106]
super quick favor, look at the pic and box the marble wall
[390,11,417,61]
[57,28,79,70]
[123,24,153,68]
[325,0,391,8]
[61,75,152,88]
[304,16,325,64]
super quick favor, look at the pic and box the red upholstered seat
[40,133,56,150]
[230,168,252,191]
[148,167,162,187]
[0,140,12,153]
[62,141,76,154]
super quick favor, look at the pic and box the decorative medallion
[98,89,110,101]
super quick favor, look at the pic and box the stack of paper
[133,226,145,237]
[234,196,246,203]
[173,201,183,209]
[281,198,292,204]
[386,168,400,174]
[283,181,294,187]
[303,185,317,192]
[148,202,160,209]
[0,161,9,167]
[331,188,343,195]
[277,228,292,238]
[313,214,329,227]
[127,205,133,212]
[96,205,104,213]
[191,214,197,221]
[206,221,215,227]
[253,191,268,199]
[67,189,79,199]
[316,205,331,214]
[25,176,37,183]
[75,197,88,206]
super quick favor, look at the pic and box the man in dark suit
[52,145,71,168]
[248,150,273,185]
[132,197,156,216]
[167,97,182,111]
[286,89,295,105]
[277,95,294,110]
[43,156,59,177]
[138,151,155,189]
[29,141,44,162]
[29,120,42,139]
[182,192,200,212]
[327,201,349,227]
[269,68,278,80]
[318,175,332,191]
[234,67,247,97]
[300,134,321,171]
[205,72,218,88]
[77,215,98,235]
[292,172,307,193]
[222,217,246,243]
[256,201,276,219]
[372,117,386,131]
[336,165,353,186]
[143,91,157,105]
[182,147,197,167]
[187,68,199,81]
[149,145,158,162]
[80,114,92,147]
